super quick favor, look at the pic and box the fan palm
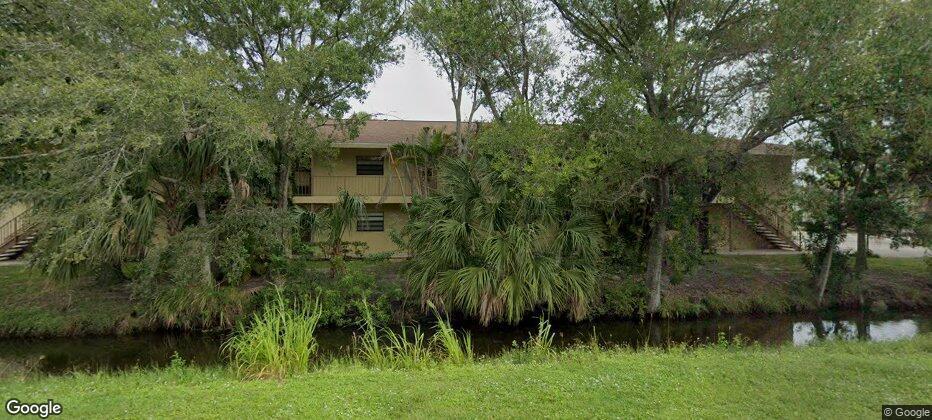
[403,157,603,325]
[389,128,452,195]
[305,190,366,277]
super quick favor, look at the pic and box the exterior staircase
[0,208,34,262]
[732,204,800,251]
[0,233,36,261]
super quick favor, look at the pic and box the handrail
[0,207,31,249]
[293,173,408,197]
[737,201,800,248]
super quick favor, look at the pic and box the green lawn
[1,336,929,418]
[660,255,932,317]
[0,265,143,337]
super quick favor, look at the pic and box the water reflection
[0,310,927,375]
[792,319,919,345]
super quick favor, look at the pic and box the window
[357,212,384,232]
[356,156,384,175]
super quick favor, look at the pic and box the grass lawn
[0,265,144,337]
[0,335,929,418]
[660,255,931,317]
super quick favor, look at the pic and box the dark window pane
[356,156,384,175]
[357,212,384,232]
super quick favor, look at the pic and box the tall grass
[355,301,432,369]
[223,289,321,379]
[354,301,477,369]
[506,317,556,363]
[430,304,473,364]
[385,325,432,369]
[528,318,555,352]
[355,300,394,368]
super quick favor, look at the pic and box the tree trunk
[478,79,502,122]
[645,174,670,315]
[195,188,212,285]
[224,160,237,202]
[815,234,837,306]
[697,207,710,253]
[277,161,291,209]
[195,192,208,227]
[698,184,720,252]
[854,226,869,307]
[278,160,293,258]
[453,83,466,155]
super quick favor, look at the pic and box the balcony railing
[294,172,407,197]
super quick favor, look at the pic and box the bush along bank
[0,255,928,337]
[593,255,931,319]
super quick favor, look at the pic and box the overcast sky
[350,38,484,122]
[351,13,573,122]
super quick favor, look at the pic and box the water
[0,310,927,375]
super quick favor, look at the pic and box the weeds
[355,300,433,369]
[223,289,321,379]
[506,318,556,363]
[429,303,473,364]
[384,325,432,369]
[354,301,475,368]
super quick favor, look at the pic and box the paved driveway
[837,235,929,258]
[721,234,929,257]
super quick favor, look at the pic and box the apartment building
[292,119,799,255]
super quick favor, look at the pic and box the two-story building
[292,119,799,256]
[293,120,462,254]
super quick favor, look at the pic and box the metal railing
[738,201,800,249]
[293,172,407,197]
[0,208,30,249]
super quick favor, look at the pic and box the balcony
[293,171,411,204]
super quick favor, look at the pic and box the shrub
[280,268,402,327]
[591,275,648,317]
[801,249,852,304]
[223,289,321,379]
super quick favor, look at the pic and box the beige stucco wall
[303,203,408,255]
[0,204,27,226]
[299,147,794,254]
[0,203,29,246]
[301,148,410,198]
[296,146,412,256]
[720,154,794,202]
[708,203,776,251]
[310,148,383,176]
[341,203,408,254]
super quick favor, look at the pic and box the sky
[351,14,573,122]
[350,38,483,122]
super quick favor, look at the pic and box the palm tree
[389,128,452,196]
[402,157,603,325]
[310,190,366,277]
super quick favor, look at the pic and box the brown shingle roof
[319,120,478,145]
[320,119,794,155]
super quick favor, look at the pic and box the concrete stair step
[0,233,36,261]
[734,206,800,251]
